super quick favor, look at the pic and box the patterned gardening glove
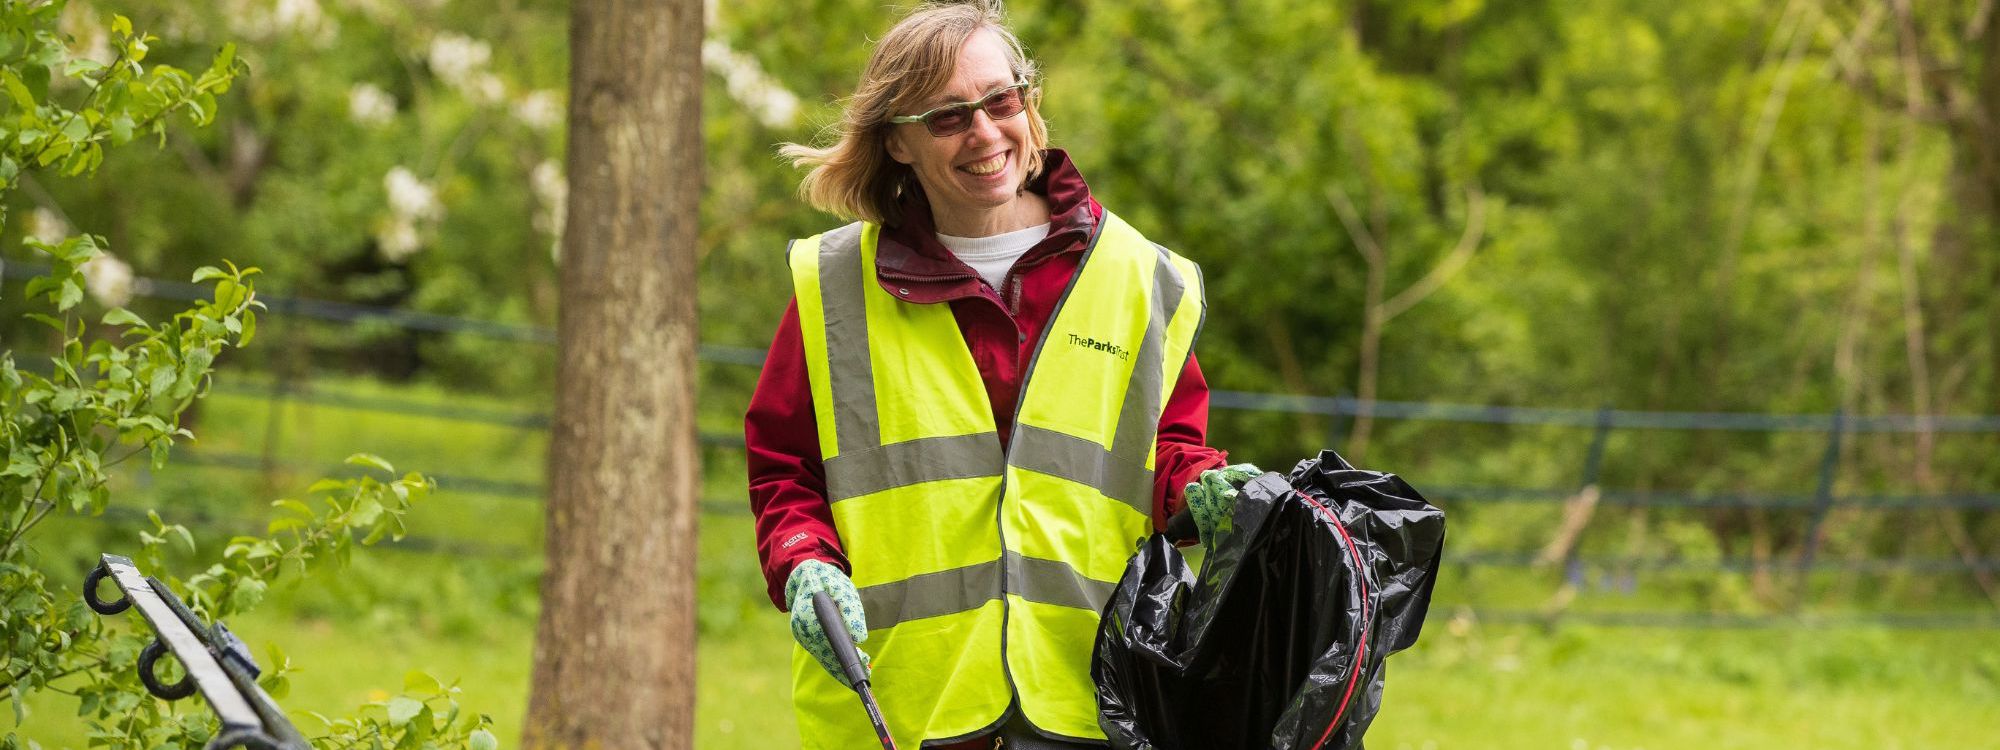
[1184,463,1262,548]
[786,559,871,688]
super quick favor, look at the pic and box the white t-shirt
[936,223,1051,291]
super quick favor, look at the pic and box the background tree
[521,0,702,746]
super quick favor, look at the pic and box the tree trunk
[523,0,703,747]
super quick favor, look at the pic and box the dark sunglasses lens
[985,89,1025,120]
[926,106,972,136]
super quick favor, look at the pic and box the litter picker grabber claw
[812,590,899,750]
[84,553,310,750]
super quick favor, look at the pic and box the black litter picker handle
[85,554,309,750]
[812,591,899,750]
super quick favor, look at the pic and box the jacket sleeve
[746,298,851,610]
[1151,352,1229,531]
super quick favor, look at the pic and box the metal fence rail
[11,259,2000,626]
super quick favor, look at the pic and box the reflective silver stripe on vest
[817,222,878,456]
[825,432,1006,502]
[1110,247,1187,457]
[818,224,1005,501]
[1004,551,1117,613]
[1010,425,1154,515]
[1010,247,1187,516]
[858,552,1116,631]
[859,558,1002,632]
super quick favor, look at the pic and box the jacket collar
[874,149,1100,284]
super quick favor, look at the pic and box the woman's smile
[961,150,1009,177]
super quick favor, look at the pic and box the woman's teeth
[963,153,1006,175]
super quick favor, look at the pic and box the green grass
[9,374,1999,748]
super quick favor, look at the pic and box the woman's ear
[884,130,913,166]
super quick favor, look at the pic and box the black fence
[7,260,1998,627]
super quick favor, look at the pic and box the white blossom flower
[348,82,397,126]
[81,251,134,308]
[378,167,442,262]
[384,167,442,222]
[427,32,492,90]
[26,207,70,245]
[469,72,507,105]
[512,90,562,131]
[375,218,422,262]
[702,40,799,129]
[335,0,392,22]
[272,0,326,34]
[225,0,337,44]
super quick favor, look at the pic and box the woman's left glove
[1184,463,1262,548]
[786,559,871,687]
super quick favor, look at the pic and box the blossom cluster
[377,167,443,262]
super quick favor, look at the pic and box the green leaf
[169,524,195,554]
[225,578,266,615]
[349,496,383,528]
[111,14,133,38]
[190,266,226,283]
[101,308,145,327]
[56,279,82,311]
[21,63,47,102]
[305,478,348,494]
[64,59,104,77]
[23,275,59,300]
[3,454,38,478]
[1,70,33,110]
[344,453,395,474]
[468,729,498,750]
[402,671,442,696]
[24,313,65,333]
[260,673,289,700]
[60,115,88,143]
[385,697,422,727]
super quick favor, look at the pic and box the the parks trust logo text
[1067,333,1130,360]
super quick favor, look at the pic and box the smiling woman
[752,3,1256,749]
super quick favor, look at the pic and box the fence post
[1797,408,1846,598]
[1563,406,1614,592]
[1581,405,1614,488]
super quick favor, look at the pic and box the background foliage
[2,0,1996,747]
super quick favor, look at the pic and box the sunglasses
[889,83,1033,137]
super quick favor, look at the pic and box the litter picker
[812,591,899,750]
[84,554,310,750]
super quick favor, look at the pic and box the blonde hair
[780,1,1049,226]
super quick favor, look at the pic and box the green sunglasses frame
[889,82,1035,136]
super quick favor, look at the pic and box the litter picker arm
[84,553,310,750]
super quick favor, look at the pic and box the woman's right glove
[786,559,871,687]
[1184,463,1262,548]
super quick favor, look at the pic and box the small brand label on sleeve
[781,532,808,549]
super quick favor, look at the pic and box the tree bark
[523,0,703,746]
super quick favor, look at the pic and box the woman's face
[885,29,1036,235]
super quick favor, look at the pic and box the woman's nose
[963,108,1002,142]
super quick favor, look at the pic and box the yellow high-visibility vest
[786,212,1205,748]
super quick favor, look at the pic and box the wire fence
[8,260,2000,625]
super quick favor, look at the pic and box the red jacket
[745,150,1228,609]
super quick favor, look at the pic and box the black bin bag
[1093,451,1446,750]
